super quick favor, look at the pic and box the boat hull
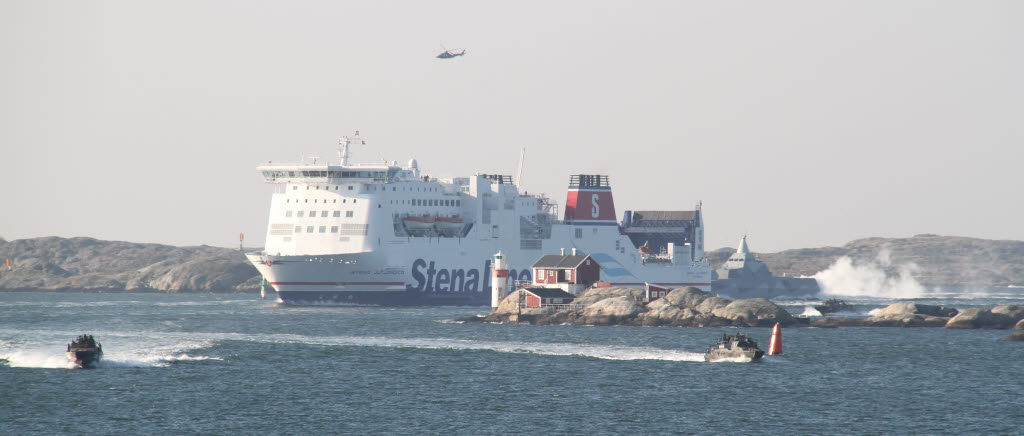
[66,350,102,368]
[704,349,764,362]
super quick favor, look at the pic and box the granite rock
[990,305,1024,324]
[874,302,958,318]
[999,331,1024,341]
[572,287,643,307]
[581,296,646,325]
[945,308,1015,329]
[712,298,795,327]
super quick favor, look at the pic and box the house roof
[531,254,593,269]
[523,288,576,299]
[631,210,697,221]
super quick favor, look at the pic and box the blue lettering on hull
[405,258,533,293]
[277,258,537,306]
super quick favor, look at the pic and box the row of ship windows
[367,185,441,192]
[295,185,344,191]
[286,211,355,218]
[286,198,356,204]
[270,170,386,179]
[296,226,341,234]
[387,199,461,207]
[291,185,443,192]
[285,198,457,207]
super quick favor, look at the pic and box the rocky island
[807,302,1024,330]
[466,286,798,327]
[463,286,1024,339]
[0,236,260,292]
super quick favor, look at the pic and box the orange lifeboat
[434,215,465,236]
[402,214,435,234]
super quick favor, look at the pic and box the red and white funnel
[768,322,783,355]
[563,175,616,225]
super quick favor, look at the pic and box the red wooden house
[522,287,577,308]
[530,252,600,295]
[645,283,671,303]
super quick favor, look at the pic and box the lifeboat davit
[638,241,656,255]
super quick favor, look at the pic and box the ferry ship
[247,133,711,305]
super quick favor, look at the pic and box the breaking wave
[0,348,222,369]
[0,351,223,369]
[812,248,926,298]
[801,306,823,317]
[0,334,221,369]
[0,349,78,369]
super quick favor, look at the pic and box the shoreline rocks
[1000,331,1024,341]
[945,308,1015,329]
[463,287,799,327]
[470,292,1024,334]
[809,302,957,328]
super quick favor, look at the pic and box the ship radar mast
[516,147,526,189]
[338,131,364,166]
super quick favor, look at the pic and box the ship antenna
[516,147,526,189]
[338,136,350,166]
[338,131,365,166]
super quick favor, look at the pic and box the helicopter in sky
[436,45,466,59]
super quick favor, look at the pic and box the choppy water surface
[2,292,1022,434]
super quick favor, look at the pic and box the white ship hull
[249,134,711,306]
[248,228,711,305]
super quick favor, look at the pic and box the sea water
[1,292,1022,434]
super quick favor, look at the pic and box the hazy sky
[2,1,1022,252]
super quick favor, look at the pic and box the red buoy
[768,322,783,355]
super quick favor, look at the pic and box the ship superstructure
[247,133,711,305]
[711,235,820,298]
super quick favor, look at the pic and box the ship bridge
[256,132,420,185]
[258,165,401,184]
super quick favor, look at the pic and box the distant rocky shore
[0,236,260,293]
[705,233,1024,288]
[461,287,1024,340]
[3,233,1024,292]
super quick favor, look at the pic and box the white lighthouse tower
[491,251,510,309]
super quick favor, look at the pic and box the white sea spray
[812,248,926,298]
